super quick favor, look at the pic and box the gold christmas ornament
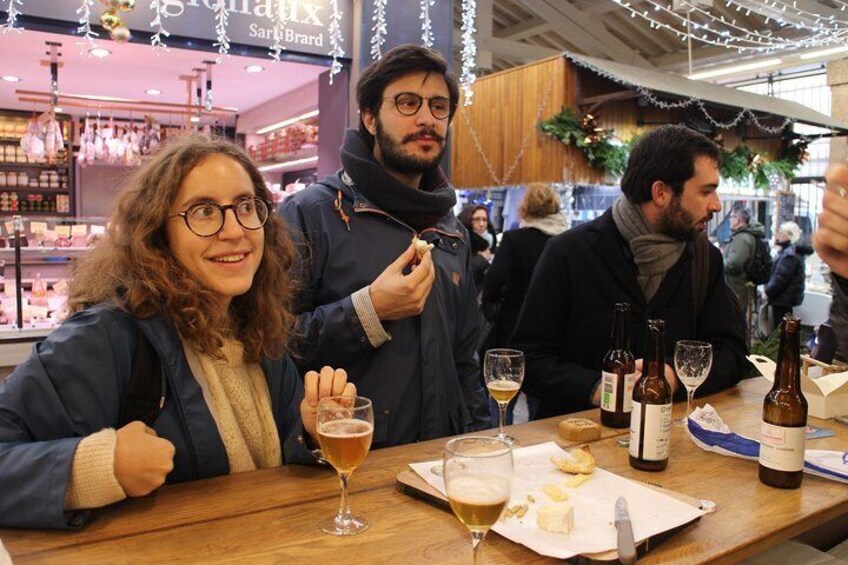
[100,0,123,9]
[117,0,136,11]
[100,10,121,31]
[111,25,131,43]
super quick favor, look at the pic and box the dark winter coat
[511,209,748,419]
[765,243,813,308]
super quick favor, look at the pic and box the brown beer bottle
[759,315,807,489]
[600,303,636,428]
[629,319,673,471]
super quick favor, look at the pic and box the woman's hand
[300,366,357,440]
[114,421,176,497]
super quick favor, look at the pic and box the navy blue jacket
[0,305,311,530]
[280,172,489,447]
[765,244,812,308]
[512,210,748,418]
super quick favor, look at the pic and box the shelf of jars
[0,110,75,217]
[248,115,318,165]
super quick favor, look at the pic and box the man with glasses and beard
[512,125,748,418]
[279,45,488,447]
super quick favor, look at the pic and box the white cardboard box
[748,354,848,420]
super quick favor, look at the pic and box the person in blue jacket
[279,45,489,448]
[0,134,352,530]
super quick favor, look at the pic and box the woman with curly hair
[0,135,352,529]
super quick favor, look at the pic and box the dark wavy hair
[357,44,459,150]
[67,134,296,363]
[620,125,721,204]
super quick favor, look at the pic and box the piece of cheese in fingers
[412,236,434,261]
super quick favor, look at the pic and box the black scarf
[339,129,456,232]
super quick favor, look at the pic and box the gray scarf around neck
[611,195,685,303]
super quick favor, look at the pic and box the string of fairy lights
[612,0,848,54]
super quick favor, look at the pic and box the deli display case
[0,215,107,366]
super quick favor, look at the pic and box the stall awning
[565,52,848,133]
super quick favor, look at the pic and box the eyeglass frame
[381,92,453,120]
[166,196,272,237]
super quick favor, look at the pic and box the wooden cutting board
[396,469,704,562]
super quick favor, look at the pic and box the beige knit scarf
[185,340,282,473]
[611,195,685,303]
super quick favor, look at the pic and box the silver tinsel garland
[150,0,170,52]
[269,0,288,61]
[370,0,387,60]
[419,0,434,48]
[75,0,99,53]
[212,0,231,59]
[459,0,477,105]
[1,0,22,33]
[328,0,345,84]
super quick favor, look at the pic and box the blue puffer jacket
[765,244,813,308]
[280,172,490,447]
[0,305,311,530]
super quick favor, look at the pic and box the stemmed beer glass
[673,340,713,426]
[444,437,513,564]
[316,395,374,535]
[484,349,524,446]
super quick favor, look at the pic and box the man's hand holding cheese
[369,240,436,321]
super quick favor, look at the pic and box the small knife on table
[615,495,638,564]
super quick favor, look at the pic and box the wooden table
[3,378,847,564]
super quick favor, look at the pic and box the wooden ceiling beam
[515,0,655,67]
[495,16,552,41]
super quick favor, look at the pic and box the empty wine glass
[316,396,374,535]
[444,436,513,564]
[484,349,524,446]
[673,340,713,426]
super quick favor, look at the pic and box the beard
[657,195,712,242]
[375,119,446,175]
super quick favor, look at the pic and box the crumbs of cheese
[564,473,592,488]
[536,502,574,534]
[542,484,569,502]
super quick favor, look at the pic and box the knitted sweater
[64,340,281,510]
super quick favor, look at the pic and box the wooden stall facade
[450,55,783,189]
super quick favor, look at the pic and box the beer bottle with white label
[759,315,807,489]
[601,303,636,428]
[629,319,673,472]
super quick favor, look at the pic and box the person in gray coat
[279,45,489,448]
[723,205,765,307]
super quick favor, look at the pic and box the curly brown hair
[67,134,296,363]
[519,183,560,220]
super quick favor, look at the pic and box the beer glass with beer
[483,349,524,446]
[673,340,712,426]
[317,395,374,535]
[444,437,513,564]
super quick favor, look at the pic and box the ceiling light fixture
[244,64,265,74]
[146,88,162,95]
[687,58,782,80]
[256,109,320,135]
[190,115,201,123]
[799,46,848,60]
[53,107,64,113]
[258,155,319,172]
[89,47,112,59]
[1,76,21,82]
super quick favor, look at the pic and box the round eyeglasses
[168,197,270,237]
[383,92,452,120]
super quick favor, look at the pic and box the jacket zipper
[354,205,464,241]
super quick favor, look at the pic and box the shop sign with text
[10,0,353,58]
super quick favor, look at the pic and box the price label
[30,222,48,235]
[3,222,13,235]
[29,305,49,319]
[55,225,71,238]
[71,224,88,236]
[90,225,106,235]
